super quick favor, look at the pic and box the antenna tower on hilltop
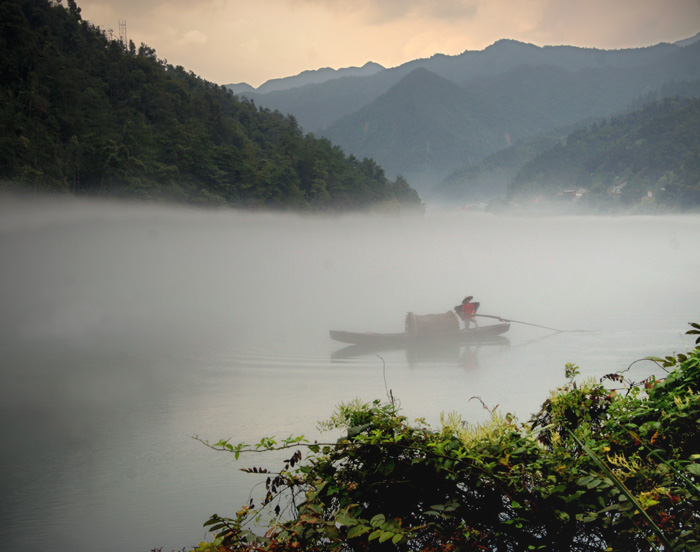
[118,20,127,48]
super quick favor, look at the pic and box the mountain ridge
[320,40,700,193]
[228,36,695,136]
[226,61,385,95]
[227,33,699,99]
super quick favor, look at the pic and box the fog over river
[1,197,699,551]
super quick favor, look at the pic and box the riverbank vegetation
[196,323,700,551]
[0,0,422,211]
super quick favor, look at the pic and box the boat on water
[329,320,510,348]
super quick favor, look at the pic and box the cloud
[181,30,208,45]
[368,0,479,24]
[532,0,700,47]
[282,0,479,24]
[76,0,700,87]
[81,0,228,18]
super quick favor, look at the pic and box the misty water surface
[1,197,699,551]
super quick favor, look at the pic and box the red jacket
[461,302,476,318]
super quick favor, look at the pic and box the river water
[1,197,699,551]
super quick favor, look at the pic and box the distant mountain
[321,41,700,193]
[674,31,700,47]
[226,61,384,95]
[428,77,700,206]
[426,131,574,206]
[235,38,689,134]
[507,96,700,210]
[226,82,256,94]
[225,36,700,198]
[319,68,506,189]
[398,38,680,85]
[229,69,406,134]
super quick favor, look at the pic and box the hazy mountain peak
[390,67,461,96]
[227,82,256,95]
[675,31,700,47]
[485,38,537,50]
[398,66,445,82]
[226,61,385,95]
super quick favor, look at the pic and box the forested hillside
[0,0,421,210]
[428,78,700,207]
[322,43,700,192]
[321,69,508,186]
[233,36,700,194]
[508,96,700,210]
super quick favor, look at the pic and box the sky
[76,0,700,88]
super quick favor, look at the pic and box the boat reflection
[331,335,510,367]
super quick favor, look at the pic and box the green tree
[0,0,422,212]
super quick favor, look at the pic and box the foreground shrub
[196,324,700,551]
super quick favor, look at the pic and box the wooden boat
[329,321,510,348]
[331,333,510,361]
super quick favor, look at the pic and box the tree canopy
[0,0,422,211]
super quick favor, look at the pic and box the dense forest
[508,96,700,210]
[0,0,422,210]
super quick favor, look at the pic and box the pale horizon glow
[75,0,700,88]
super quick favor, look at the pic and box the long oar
[476,313,591,333]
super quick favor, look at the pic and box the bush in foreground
[196,324,700,551]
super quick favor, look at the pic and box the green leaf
[370,513,386,527]
[203,516,221,527]
[576,475,596,486]
[379,531,395,543]
[368,529,382,541]
[686,463,700,476]
[347,525,369,539]
[568,429,674,550]
[335,513,358,527]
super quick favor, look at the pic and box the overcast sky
[76,0,700,88]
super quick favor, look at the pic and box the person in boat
[455,296,480,329]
